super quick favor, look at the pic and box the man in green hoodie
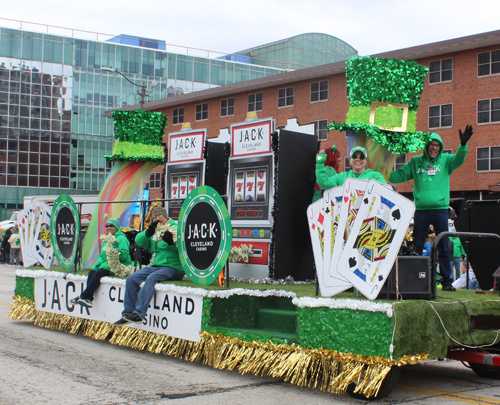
[389,125,473,291]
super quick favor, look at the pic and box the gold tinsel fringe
[7,297,427,398]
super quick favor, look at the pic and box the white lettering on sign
[168,131,206,163]
[231,119,273,157]
[34,276,203,342]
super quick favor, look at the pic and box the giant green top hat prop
[330,57,431,155]
[104,110,168,165]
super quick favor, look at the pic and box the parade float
[8,57,500,400]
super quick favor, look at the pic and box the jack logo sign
[178,186,232,286]
[50,195,80,271]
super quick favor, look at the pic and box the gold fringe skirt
[8,296,426,398]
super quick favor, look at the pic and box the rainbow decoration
[81,161,157,268]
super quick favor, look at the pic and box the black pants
[80,269,111,300]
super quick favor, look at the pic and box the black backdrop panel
[204,141,228,197]
[273,130,318,281]
[455,200,500,291]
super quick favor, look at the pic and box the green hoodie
[389,133,467,210]
[135,218,184,272]
[93,230,133,271]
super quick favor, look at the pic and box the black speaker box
[378,256,434,300]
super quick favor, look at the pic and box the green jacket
[316,153,386,189]
[135,218,184,271]
[313,165,337,202]
[389,133,467,210]
[94,230,133,270]
[450,236,466,258]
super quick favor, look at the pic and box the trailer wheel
[346,365,401,401]
[469,362,500,379]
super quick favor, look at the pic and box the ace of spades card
[337,180,415,300]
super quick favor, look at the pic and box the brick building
[140,30,500,202]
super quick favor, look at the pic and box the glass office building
[0,26,294,218]
[228,33,358,70]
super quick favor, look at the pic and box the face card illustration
[33,202,54,269]
[322,187,350,287]
[17,207,38,267]
[337,180,415,300]
[328,178,369,281]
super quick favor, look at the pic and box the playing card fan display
[17,199,54,269]
[308,178,415,299]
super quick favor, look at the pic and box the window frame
[429,58,453,84]
[393,154,407,170]
[477,146,500,172]
[310,80,329,103]
[278,86,294,108]
[310,119,329,141]
[248,92,263,112]
[477,98,500,125]
[172,107,184,125]
[220,98,235,118]
[149,172,162,188]
[428,104,453,129]
[195,102,208,121]
[478,50,500,77]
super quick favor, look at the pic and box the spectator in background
[449,234,466,281]
[422,228,435,257]
[8,226,20,267]
[1,226,13,265]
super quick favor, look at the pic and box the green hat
[350,146,367,159]
[329,57,432,154]
[106,218,121,230]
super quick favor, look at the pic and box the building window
[478,98,500,123]
[311,80,328,102]
[344,157,352,172]
[150,172,161,188]
[221,98,234,117]
[429,58,453,83]
[393,154,406,170]
[478,51,500,76]
[311,120,328,140]
[248,93,263,112]
[173,108,184,125]
[196,103,208,121]
[278,87,294,108]
[443,149,452,154]
[429,104,452,129]
[477,146,500,171]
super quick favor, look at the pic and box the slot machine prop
[227,118,317,281]
[166,128,228,220]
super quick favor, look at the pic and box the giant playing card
[337,180,415,300]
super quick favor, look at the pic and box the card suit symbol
[378,275,383,282]
[258,171,264,179]
[392,209,401,221]
[325,207,330,214]
[189,176,195,183]
[348,257,357,268]
[363,198,369,204]
[344,196,349,203]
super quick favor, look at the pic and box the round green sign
[178,186,232,286]
[50,195,80,271]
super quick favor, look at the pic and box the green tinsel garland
[329,122,431,155]
[346,57,429,111]
[112,110,168,145]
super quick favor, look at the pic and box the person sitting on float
[114,206,184,326]
[70,217,133,308]
[315,146,386,188]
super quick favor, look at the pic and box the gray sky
[2,0,499,57]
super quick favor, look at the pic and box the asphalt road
[1,264,500,404]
